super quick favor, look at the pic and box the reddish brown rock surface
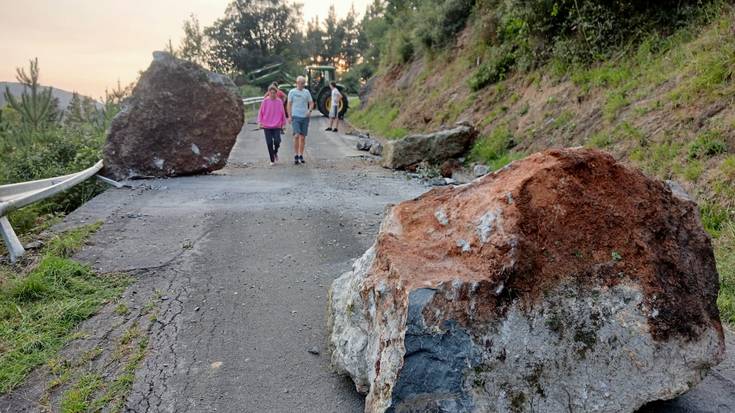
[329,147,725,413]
[103,52,244,180]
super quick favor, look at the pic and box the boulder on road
[329,148,725,413]
[103,51,244,180]
[381,124,477,170]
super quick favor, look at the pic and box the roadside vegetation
[0,60,130,244]
[346,1,735,323]
[0,223,132,393]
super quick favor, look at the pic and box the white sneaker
[270,162,275,166]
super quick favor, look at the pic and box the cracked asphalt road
[2,115,734,412]
[48,116,425,413]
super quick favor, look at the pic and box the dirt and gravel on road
[1,116,733,412]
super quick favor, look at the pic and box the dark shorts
[292,116,310,136]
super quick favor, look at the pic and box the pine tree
[3,58,57,131]
[178,14,207,65]
[65,92,85,125]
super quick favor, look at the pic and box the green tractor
[244,64,349,118]
[299,65,349,118]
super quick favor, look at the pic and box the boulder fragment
[369,142,383,156]
[103,51,244,180]
[329,148,725,413]
[381,124,477,170]
[473,163,490,177]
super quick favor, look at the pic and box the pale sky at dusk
[0,0,369,99]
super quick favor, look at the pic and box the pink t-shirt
[258,97,287,129]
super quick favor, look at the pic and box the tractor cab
[306,66,336,93]
[304,65,348,118]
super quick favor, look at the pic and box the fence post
[0,216,25,263]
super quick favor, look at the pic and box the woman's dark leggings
[263,128,281,162]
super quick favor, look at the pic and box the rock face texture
[103,51,244,180]
[381,124,477,170]
[329,148,725,413]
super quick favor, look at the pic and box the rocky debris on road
[369,142,383,156]
[103,51,244,180]
[329,148,725,413]
[473,163,490,177]
[440,159,462,178]
[381,123,477,170]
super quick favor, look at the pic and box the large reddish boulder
[328,148,724,413]
[103,51,243,180]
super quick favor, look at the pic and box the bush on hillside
[414,0,475,50]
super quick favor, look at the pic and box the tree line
[167,0,389,92]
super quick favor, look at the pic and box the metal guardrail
[0,160,121,263]
[242,96,265,125]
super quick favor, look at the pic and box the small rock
[427,177,447,186]
[194,306,200,312]
[24,240,44,250]
[308,346,320,355]
[356,138,373,151]
[369,142,383,156]
[440,159,462,178]
[473,164,490,177]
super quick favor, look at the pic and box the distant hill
[0,82,99,110]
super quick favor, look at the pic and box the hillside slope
[0,82,98,110]
[350,5,735,322]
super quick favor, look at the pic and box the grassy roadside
[0,223,132,393]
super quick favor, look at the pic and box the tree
[204,0,303,73]
[90,80,132,133]
[164,38,178,56]
[65,93,99,127]
[340,5,362,69]
[304,17,326,64]
[322,5,345,66]
[3,58,59,131]
[178,14,208,66]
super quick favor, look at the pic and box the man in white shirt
[325,82,342,133]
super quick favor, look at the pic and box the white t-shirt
[331,88,342,107]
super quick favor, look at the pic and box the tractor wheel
[316,88,331,117]
[337,86,349,118]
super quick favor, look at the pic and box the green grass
[0,223,131,394]
[470,126,524,170]
[54,324,148,413]
[716,221,735,324]
[347,99,408,139]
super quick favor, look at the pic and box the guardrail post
[0,216,25,263]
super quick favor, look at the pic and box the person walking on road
[287,76,314,165]
[258,85,287,165]
[325,82,342,133]
[264,82,288,135]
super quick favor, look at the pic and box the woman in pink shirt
[258,85,287,165]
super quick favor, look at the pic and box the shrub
[701,201,730,237]
[688,130,728,159]
[470,126,522,169]
[414,0,474,50]
[469,46,516,91]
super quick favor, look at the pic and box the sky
[0,0,369,99]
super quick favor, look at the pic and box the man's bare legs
[293,134,305,161]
